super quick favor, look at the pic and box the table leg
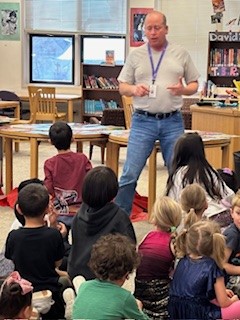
[76,141,83,153]
[106,141,120,177]
[222,142,230,168]
[148,146,157,219]
[14,103,20,152]
[5,137,13,194]
[68,101,73,122]
[30,138,39,178]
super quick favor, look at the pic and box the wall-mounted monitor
[81,35,125,65]
[30,34,75,85]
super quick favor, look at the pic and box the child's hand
[226,289,235,298]
[230,294,239,302]
[57,222,67,238]
[135,298,143,311]
[47,201,58,228]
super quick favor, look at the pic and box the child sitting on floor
[169,220,240,320]
[44,121,92,228]
[68,166,136,281]
[0,271,35,320]
[166,132,235,228]
[223,191,240,296]
[134,196,182,320]
[180,183,208,230]
[72,233,149,319]
[5,183,67,319]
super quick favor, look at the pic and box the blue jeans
[114,111,184,215]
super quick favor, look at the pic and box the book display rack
[80,64,123,122]
[207,31,240,87]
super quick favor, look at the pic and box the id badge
[149,84,157,98]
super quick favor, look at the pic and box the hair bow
[223,167,233,175]
[170,226,177,233]
[6,271,33,295]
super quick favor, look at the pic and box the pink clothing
[136,230,174,280]
[211,298,240,319]
[44,151,92,215]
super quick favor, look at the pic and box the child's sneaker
[72,275,86,294]
[32,290,54,315]
[63,287,75,320]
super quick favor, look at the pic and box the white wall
[0,0,155,94]
[3,0,238,94]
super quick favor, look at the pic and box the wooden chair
[89,108,125,164]
[121,95,134,129]
[28,86,67,122]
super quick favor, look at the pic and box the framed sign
[0,2,20,41]
[130,8,153,47]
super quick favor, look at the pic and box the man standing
[115,11,200,215]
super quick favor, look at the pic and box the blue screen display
[30,34,74,84]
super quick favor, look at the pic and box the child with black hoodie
[68,166,136,280]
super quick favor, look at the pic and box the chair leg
[89,143,93,160]
[101,146,105,164]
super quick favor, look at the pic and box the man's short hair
[49,121,72,150]
[18,183,49,218]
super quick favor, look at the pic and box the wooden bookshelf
[207,31,240,87]
[80,64,123,122]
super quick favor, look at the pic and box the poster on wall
[0,2,20,41]
[130,8,153,47]
[212,0,225,13]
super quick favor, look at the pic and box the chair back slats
[121,95,134,129]
[28,86,66,122]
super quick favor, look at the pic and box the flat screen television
[30,34,75,85]
[81,35,125,65]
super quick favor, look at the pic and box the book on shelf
[84,99,118,113]
[88,75,98,89]
[83,74,91,88]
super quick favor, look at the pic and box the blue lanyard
[148,42,168,84]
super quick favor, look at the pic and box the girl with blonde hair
[169,220,240,320]
[180,183,208,230]
[134,196,182,319]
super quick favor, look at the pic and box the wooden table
[0,100,20,119]
[191,105,240,169]
[0,123,118,194]
[18,93,81,122]
[106,130,232,217]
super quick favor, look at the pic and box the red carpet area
[0,188,148,222]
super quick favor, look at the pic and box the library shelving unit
[207,31,240,88]
[80,63,123,123]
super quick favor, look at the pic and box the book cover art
[105,50,115,65]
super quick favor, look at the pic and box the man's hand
[133,84,150,97]
[167,77,184,96]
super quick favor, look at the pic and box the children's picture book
[105,50,115,65]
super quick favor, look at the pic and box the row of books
[209,48,240,67]
[83,74,119,89]
[84,99,118,114]
[208,65,239,77]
